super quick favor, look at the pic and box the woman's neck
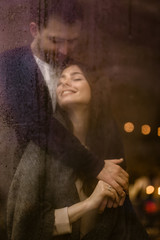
[67,107,90,146]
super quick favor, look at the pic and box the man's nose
[59,42,70,56]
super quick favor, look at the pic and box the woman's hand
[86,180,119,211]
[68,180,119,223]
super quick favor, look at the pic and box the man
[0,0,128,193]
[0,0,129,238]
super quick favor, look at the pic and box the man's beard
[37,41,69,67]
[44,50,69,67]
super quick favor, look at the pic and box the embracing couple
[0,0,148,239]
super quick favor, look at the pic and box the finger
[108,180,126,197]
[119,172,129,184]
[106,198,114,208]
[116,176,129,192]
[113,201,119,208]
[107,186,120,204]
[105,184,121,205]
[98,198,108,213]
[119,168,129,179]
[111,163,129,180]
[119,196,126,206]
[106,158,124,164]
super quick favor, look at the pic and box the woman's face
[56,65,91,109]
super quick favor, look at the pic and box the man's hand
[97,158,129,209]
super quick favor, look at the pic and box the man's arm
[42,119,129,208]
[33,117,129,201]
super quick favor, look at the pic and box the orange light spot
[146,185,154,195]
[124,122,134,133]
[141,124,151,135]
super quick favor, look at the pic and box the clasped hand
[97,158,129,211]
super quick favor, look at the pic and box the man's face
[35,18,81,66]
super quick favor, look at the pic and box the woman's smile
[61,88,77,96]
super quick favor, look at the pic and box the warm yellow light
[158,187,160,195]
[124,122,134,133]
[141,124,151,135]
[158,127,160,137]
[146,185,154,195]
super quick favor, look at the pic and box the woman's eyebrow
[60,71,83,79]
[70,72,83,76]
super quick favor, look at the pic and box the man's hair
[30,0,83,28]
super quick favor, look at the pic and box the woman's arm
[68,180,119,224]
[53,180,119,236]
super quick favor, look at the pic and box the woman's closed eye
[72,78,82,81]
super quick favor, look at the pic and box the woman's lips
[61,89,77,96]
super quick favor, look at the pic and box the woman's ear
[30,22,39,38]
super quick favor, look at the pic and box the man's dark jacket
[0,46,103,175]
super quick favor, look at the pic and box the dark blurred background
[0,0,160,239]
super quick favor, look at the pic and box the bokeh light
[146,185,154,195]
[141,124,151,135]
[124,122,134,133]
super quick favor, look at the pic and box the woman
[7,64,148,240]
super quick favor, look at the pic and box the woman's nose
[61,78,71,87]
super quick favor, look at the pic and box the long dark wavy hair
[55,62,124,195]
